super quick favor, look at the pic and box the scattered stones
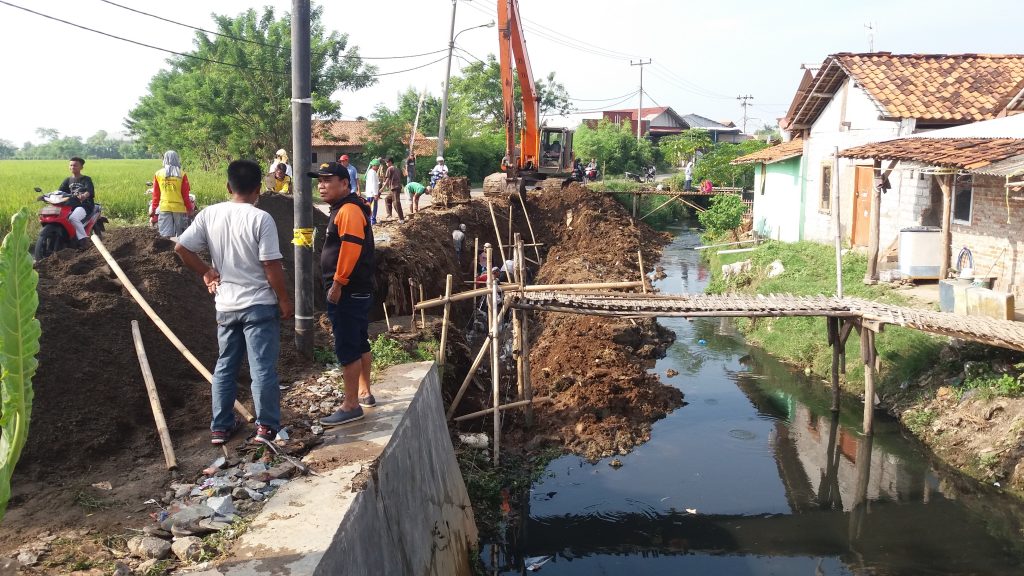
[137,558,160,573]
[205,496,236,517]
[609,458,624,469]
[665,369,679,378]
[127,535,172,560]
[198,518,232,532]
[143,524,173,539]
[244,463,269,477]
[459,433,489,449]
[319,401,336,414]
[311,425,325,435]
[171,536,204,562]
[112,561,133,576]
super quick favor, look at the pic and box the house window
[819,164,832,212]
[952,175,973,225]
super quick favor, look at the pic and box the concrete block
[953,282,971,315]
[966,286,1016,321]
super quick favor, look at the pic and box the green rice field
[0,159,230,236]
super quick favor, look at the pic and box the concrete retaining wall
[203,362,477,576]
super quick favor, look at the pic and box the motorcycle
[585,165,601,183]
[33,187,106,259]
[625,166,656,184]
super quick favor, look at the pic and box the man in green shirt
[404,181,426,215]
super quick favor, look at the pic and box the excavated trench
[0,185,684,567]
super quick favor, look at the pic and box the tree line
[0,129,151,161]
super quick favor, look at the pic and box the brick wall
[951,175,1024,298]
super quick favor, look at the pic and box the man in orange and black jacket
[311,162,378,427]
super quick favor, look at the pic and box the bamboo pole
[487,244,502,464]
[471,237,479,281]
[487,201,508,265]
[524,281,643,292]
[938,174,954,280]
[515,192,543,265]
[517,234,535,427]
[91,234,254,422]
[446,297,512,419]
[861,324,876,435]
[382,302,392,333]
[637,250,647,293]
[865,157,882,284]
[130,320,177,470]
[833,148,844,298]
[639,194,683,222]
[513,235,524,400]
[408,277,417,331]
[418,282,426,329]
[415,280,643,311]
[508,204,514,250]
[693,239,756,251]
[438,274,453,367]
[453,397,553,422]
[828,317,841,412]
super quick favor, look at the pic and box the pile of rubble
[432,176,471,207]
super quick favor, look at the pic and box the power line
[0,0,283,74]
[569,90,643,102]
[96,0,449,60]
[1,0,444,80]
[573,91,640,114]
[641,89,662,108]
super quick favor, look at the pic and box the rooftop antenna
[864,22,876,52]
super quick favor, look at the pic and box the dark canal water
[483,226,1024,575]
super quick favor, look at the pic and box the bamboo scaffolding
[453,397,553,422]
[438,274,453,367]
[517,234,535,426]
[513,234,524,401]
[515,192,543,265]
[639,194,684,222]
[472,237,479,285]
[508,204,514,250]
[445,298,513,419]
[415,280,641,311]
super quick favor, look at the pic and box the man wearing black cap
[309,162,377,426]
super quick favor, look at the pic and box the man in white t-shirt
[175,159,294,446]
[364,158,380,225]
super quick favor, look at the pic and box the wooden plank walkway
[514,291,1024,352]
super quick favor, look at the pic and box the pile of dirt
[432,176,472,207]
[517,184,684,459]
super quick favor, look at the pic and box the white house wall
[752,157,802,242]
[802,78,909,244]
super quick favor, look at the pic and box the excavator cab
[538,127,574,174]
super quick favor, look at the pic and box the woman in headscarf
[150,150,195,238]
[269,149,292,177]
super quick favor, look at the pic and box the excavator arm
[498,0,540,174]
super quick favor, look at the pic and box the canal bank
[483,225,1024,575]
[201,362,478,576]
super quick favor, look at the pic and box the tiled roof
[732,138,804,165]
[839,53,1024,121]
[603,107,669,120]
[785,53,1024,129]
[311,120,434,155]
[839,137,1024,170]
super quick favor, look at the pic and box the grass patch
[73,489,114,511]
[903,408,937,435]
[370,333,414,372]
[312,346,336,365]
[705,240,944,396]
[199,515,254,563]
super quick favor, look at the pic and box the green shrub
[697,194,746,238]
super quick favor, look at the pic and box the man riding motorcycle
[58,156,95,249]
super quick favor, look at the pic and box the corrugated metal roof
[839,137,1024,170]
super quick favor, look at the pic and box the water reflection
[483,226,1024,575]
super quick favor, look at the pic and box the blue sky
[3,0,1022,146]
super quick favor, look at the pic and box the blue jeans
[211,303,281,432]
[327,291,372,366]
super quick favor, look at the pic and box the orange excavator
[483,0,575,195]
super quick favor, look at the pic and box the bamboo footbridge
[514,291,1024,353]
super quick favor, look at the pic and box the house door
[851,166,873,246]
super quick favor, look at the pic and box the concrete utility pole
[737,94,754,133]
[631,59,651,142]
[291,0,313,359]
[437,0,458,159]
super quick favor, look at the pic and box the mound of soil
[432,176,471,207]
[512,183,685,459]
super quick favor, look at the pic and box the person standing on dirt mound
[150,150,196,238]
[364,158,380,225]
[452,223,466,264]
[308,161,377,427]
[174,159,294,446]
[381,157,405,223]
